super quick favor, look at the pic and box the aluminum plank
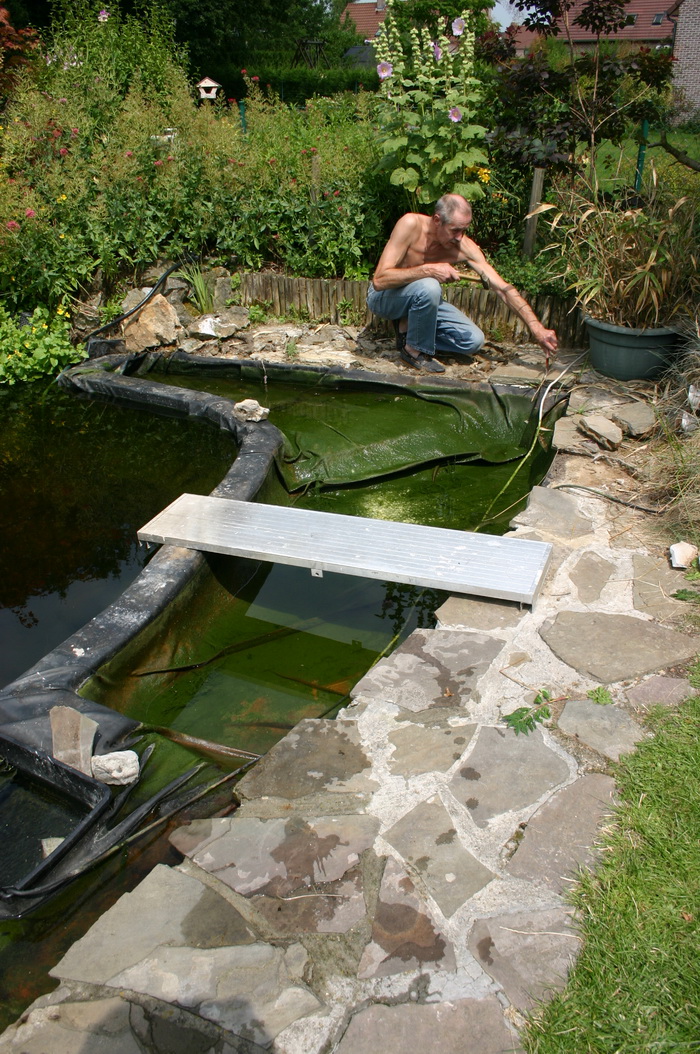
[138,494,552,605]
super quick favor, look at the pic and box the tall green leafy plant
[374,0,489,207]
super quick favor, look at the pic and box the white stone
[91,750,140,785]
[232,398,269,422]
[669,541,698,569]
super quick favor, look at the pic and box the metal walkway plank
[138,494,552,605]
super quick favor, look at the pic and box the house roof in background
[553,0,676,42]
[343,2,387,41]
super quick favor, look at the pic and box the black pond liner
[0,349,566,915]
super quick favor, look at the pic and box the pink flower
[59,147,68,156]
[310,147,317,154]
[333,190,340,197]
[70,127,79,137]
[449,107,463,122]
[432,42,442,61]
[227,157,235,163]
[6,221,20,232]
[167,155,174,161]
[25,208,36,218]
[154,159,163,166]
[98,9,110,21]
[251,75,259,82]
[452,17,465,35]
[125,150,133,157]
[241,69,247,75]
[377,61,392,81]
[301,149,307,154]
[58,97,67,104]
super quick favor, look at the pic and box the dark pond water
[0,384,236,689]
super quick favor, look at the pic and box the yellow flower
[59,233,65,239]
[477,167,491,183]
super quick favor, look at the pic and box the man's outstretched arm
[461,239,558,355]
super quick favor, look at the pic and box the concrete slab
[51,865,255,985]
[334,997,523,1054]
[539,611,700,682]
[558,699,644,761]
[234,719,376,802]
[510,486,594,541]
[357,857,456,978]
[468,907,579,1012]
[383,798,495,916]
[448,726,570,827]
[352,630,504,712]
[569,551,615,604]
[506,773,616,892]
[625,675,694,710]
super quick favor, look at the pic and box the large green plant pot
[585,317,678,381]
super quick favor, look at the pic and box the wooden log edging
[239,272,585,348]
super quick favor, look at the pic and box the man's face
[434,210,471,247]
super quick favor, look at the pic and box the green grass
[596,130,700,198]
[524,695,700,1053]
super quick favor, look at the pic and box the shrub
[0,304,85,384]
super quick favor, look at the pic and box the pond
[0,361,563,1030]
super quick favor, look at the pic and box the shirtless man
[367,192,558,373]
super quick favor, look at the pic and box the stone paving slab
[510,486,594,540]
[631,553,688,620]
[357,856,456,978]
[625,674,694,711]
[568,551,615,604]
[109,943,322,1046]
[383,798,496,916]
[388,720,476,775]
[51,865,256,985]
[506,773,616,893]
[447,726,571,827]
[333,997,523,1054]
[539,610,700,682]
[234,719,377,802]
[351,629,505,712]
[557,699,644,761]
[468,906,579,1012]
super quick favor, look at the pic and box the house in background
[668,0,700,115]
[342,0,699,116]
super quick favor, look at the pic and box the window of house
[652,12,665,23]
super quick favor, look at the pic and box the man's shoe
[399,348,446,373]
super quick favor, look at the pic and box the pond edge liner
[1,350,566,759]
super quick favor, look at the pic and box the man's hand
[531,324,558,355]
[427,262,463,283]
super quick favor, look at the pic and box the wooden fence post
[522,167,546,259]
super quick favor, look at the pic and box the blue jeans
[367,278,485,359]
